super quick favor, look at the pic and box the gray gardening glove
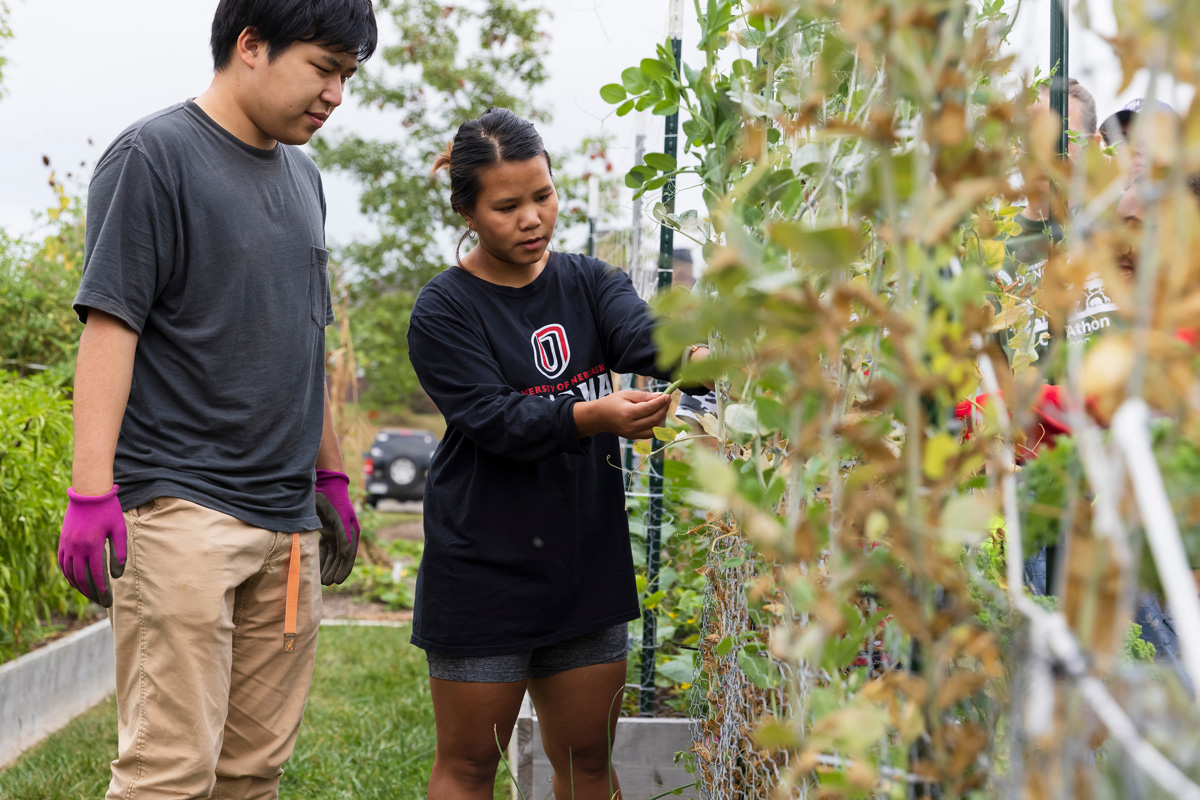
[314,469,360,585]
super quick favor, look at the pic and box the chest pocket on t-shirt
[311,247,331,327]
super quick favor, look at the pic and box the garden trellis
[638,0,687,719]
[609,0,1200,796]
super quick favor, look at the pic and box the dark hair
[211,0,378,71]
[1041,78,1098,135]
[433,108,553,217]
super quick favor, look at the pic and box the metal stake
[640,3,684,718]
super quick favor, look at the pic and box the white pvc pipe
[1112,398,1200,695]
[972,344,1200,781]
[668,0,684,39]
[975,349,1026,594]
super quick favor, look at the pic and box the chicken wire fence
[618,306,1200,800]
[687,526,800,799]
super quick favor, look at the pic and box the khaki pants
[106,498,321,800]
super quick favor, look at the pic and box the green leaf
[599,83,627,104]
[755,721,798,750]
[635,94,657,112]
[652,99,680,116]
[625,164,657,189]
[621,66,649,93]
[644,152,678,172]
[767,223,865,272]
[642,175,670,192]
[656,653,695,685]
[641,57,670,82]
[738,648,782,690]
[741,29,767,48]
[616,98,636,117]
[731,58,756,80]
[692,448,736,496]
[724,403,762,435]
[652,426,678,443]
[715,636,735,656]
[923,432,958,481]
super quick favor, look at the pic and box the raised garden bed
[509,694,698,800]
[0,620,114,767]
[0,609,105,666]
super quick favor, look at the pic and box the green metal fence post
[640,6,684,718]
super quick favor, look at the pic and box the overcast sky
[0,0,694,247]
[0,0,1184,255]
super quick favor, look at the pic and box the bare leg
[528,660,627,800]
[426,677,528,800]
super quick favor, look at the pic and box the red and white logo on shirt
[531,324,570,379]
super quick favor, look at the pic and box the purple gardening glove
[58,485,128,607]
[314,469,360,585]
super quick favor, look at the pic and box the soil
[8,608,107,663]
[375,519,424,542]
[321,591,414,623]
[623,687,691,719]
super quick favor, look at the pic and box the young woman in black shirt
[408,107,706,799]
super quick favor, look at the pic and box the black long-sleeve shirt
[407,253,670,655]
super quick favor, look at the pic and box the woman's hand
[574,390,671,440]
[683,345,716,391]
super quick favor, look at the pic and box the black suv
[363,428,438,506]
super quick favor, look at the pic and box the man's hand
[574,390,672,440]
[58,485,128,607]
[314,469,360,585]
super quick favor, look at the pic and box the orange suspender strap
[283,532,301,653]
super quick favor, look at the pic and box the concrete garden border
[1,617,700,798]
[0,620,114,767]
[510,695,699,800]
[0,618,410,769]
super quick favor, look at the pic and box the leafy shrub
[333,560,418,611]
[0,173,86,382]
[325,507,422,611]
[1019,436,1084,555]
[0,373,85,661]
[626,454,710,715]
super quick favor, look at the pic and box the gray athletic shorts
[426,623,629,683]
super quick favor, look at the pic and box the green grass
[0,694,116,799]
[0,626,511,799]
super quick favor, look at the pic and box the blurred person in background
[997,78,1101,363]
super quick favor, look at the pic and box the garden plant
[607,0,1200,796]
[0,170,90,663]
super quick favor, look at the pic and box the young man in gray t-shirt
[58,2,377,797]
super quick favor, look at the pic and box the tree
[0,1,11,97]
[314,0,614,407]
[313,0,552,295]
[0,163,86,381]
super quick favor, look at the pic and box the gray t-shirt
[74,101,333,532]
